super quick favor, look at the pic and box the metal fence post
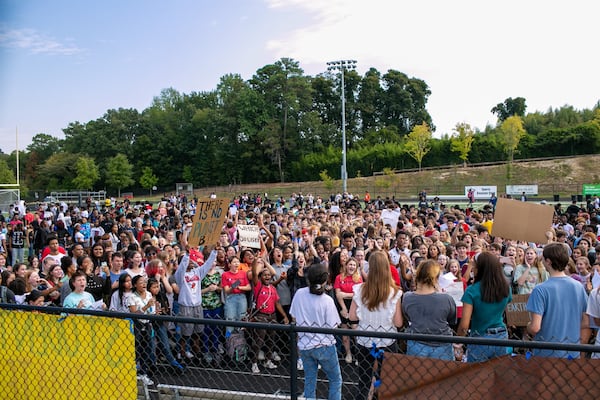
[289,321,299,400]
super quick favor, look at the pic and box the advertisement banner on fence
[464,185,497,198]
[583,184,600,196]
[0,311,137,400]
[189,198,227,247]
[506,185,539,196]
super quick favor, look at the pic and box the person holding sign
[174,228,218,361]
[457,252,512,362]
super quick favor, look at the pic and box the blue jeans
[203,306,223,354]
[224,294,247,334]
[12,247,24,265]
[407,340,454,361]
[154,323,178,365]
[300,345,342,400]
[467,330,510,362]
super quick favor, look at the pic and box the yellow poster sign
[0,311,137,400]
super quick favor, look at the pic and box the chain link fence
[1,303,599,400]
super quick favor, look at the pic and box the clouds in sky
[0,26,83,56]
[0,0,598,155]
[262,0,600,136]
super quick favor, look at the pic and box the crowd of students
[0,191,599,399]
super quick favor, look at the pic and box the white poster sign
[380,209,400,232]
[237,224,261,249]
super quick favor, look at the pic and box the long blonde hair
[526,247,547,283]
[361,251,398,311]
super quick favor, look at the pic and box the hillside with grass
[195,154,600,201]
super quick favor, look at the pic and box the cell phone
[231,279,241,289]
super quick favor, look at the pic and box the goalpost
[0,184,20,215]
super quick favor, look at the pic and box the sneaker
[170,361,186,374]
[203,353,213,364]
[184,351,195,360]
[272,351,281,362]
[264,359,278,369]
[138,374,154,386]
[258,350,266,361]
[345,354,353,364]
[297,358,303,371]
[218,344,225,354]
[251,363,260,374]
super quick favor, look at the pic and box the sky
[1,0,599,154]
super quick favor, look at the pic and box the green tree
[0,159,16,183]
[319,169,334,191]
[250,58,313,182]
[106,154,134,197]
[491,97,527,122]
[139,166,158,195]
[404,123,432,171]
[450,122,475,167]
[26,133,62,162]
[182,165,194,184]
[36,152,80,190]
[357,68,383,134]
[500,116,526,179]
[72,155,99,190]
[380,70,432,135]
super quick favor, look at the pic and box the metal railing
[1,303,599,400]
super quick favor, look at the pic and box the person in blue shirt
[526,243,591,358]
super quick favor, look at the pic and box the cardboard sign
[491,198,554,244]
[381,209,400,232]
[188,198,227,248]
[237,224,261,249]
[505,294,530,327]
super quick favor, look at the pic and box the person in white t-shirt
[290,264,341,400]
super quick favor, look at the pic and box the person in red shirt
[249,263,288,374]
[334,257,363,364]
[41,235,67,265]
[221,256,251,335]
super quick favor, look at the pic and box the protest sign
[505,294,530,327]
[237,224,261,249]
[188,198,227,247]
[491,198,554,244]
[381,209,400,232]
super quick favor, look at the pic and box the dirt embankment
[193,155,600,200]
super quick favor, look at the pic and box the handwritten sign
[380,209,400,233]
[442,279,464,307]
[505,294,530,327]
[237,224,261,249]
[188,198,226,248]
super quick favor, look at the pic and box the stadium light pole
[327,59,357,194]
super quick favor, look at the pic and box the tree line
[0,58,599,196]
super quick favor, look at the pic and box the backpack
[225,331,248,362]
